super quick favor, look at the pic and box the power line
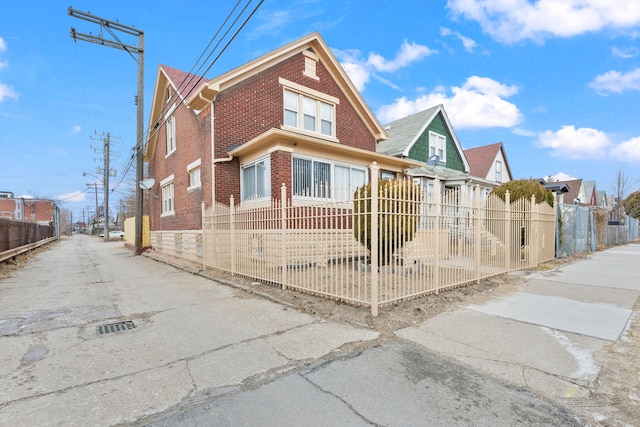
[143,0,264,150]
[111,0,262,194]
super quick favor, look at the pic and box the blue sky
[1,0,640,220]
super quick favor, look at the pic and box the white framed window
[292,156,366,201]
[428,131,446,163]
[283,88,335,137]
[495,161,502,182]
[166,115,176,156]
[241,157,271,201]
[380,170,396,181]
[160,175,175,216]
[335,164,367,201]
[187,158,202,191]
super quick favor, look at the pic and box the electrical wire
[89,0,264,197]
[142,0,264,151]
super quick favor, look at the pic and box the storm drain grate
[97,321,136,335]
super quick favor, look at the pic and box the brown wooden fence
[0,219,55,262]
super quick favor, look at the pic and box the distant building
[0,197,57,225]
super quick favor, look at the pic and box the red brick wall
[270,150,292,202]
[0,199,54,223]
[148,101,210,231]
[149,49,379,229]
[213,51,378,203]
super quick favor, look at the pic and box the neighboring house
[582,180,598,206]
[144,32,418,259]
[539,178,570,203]
[596,190,608,209]
[377,104,471,199]
[0,197,56,225]
[464,142,513,196]
[556,179,586,205]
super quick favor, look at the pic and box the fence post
[531,194,538,267]
[505,191,511,272]
[230,195,236,275]
[281,184,288,290]
[370,162,379,317]
[201,201,206,270]
[474,185,481,283]
[434,176,441,294]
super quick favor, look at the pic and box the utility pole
[90,131,118,241]
[69,7,145,254]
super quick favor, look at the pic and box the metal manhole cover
[97,321,136,335]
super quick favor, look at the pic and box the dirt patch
[567,300,640,427]
[0,242,54,280]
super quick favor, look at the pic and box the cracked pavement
[2,235,638,425]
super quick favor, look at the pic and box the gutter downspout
[201,93,233,211]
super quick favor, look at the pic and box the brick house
[144,32,418,260]
[0,198,57,225]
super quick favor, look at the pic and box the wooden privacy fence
[0,219,55,263]
[203,167,556,316]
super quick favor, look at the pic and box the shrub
[491,179,554,207]
[353,179,421,266]
[623,191,640,219]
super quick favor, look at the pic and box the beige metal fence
[203,165,556,316]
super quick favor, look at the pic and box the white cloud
[447,0,640,44]
[611,136,640,162]
[547,172,578,182]
[377,76,522,129]
[440,26,478,52]
[537,125,611,159]
[512,127,537,137]
[367,40,436,72]
[71,125,82,134]
[0,37,17,101]
[589,67,640,94]
[336,40,436,92]
[0,83,18,102]
[334,49,370,92]
[612,46,640,58]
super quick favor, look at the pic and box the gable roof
[463,142,513,181]
[187,32,386,142]
[144,64,207,160]
[583,180,596,202]
[377,104,470,172]
[558,179,583,204]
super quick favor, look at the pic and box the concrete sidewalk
[397,243,640,401]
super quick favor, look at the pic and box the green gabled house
[377,104,471,198]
